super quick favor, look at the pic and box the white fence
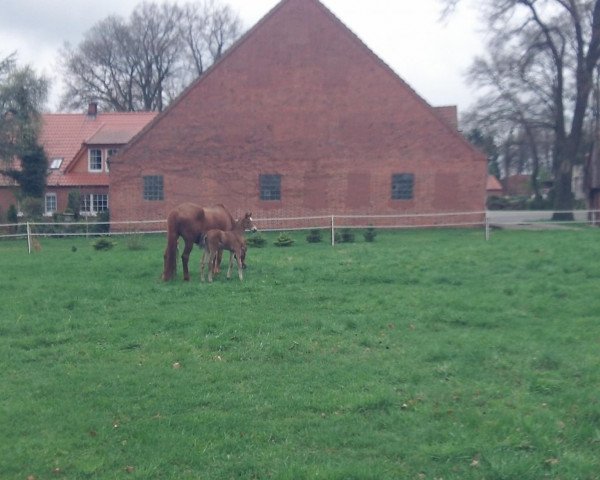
[1,210,599,253]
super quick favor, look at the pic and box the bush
[7,204,18,224]
[246,233,267,248]
[306,229,322,243]
[274,232,294,247]
[21,197,44,219]
[67,190,81,221]
[93,238,115,251]
[339,228,355,243]
[363,227,377,242]
[93,210,110,233]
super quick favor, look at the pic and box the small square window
[260,174,281,201]
[143,175,164,201]
[391,173,414,200]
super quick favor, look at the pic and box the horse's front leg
[181,240,194,281]
[235,249,244,281]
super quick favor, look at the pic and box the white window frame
[88,149,103,172]
[80,193,108,216]
[45,192,57,216]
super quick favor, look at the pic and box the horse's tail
[162,217,179,281]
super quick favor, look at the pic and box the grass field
[1,228,600,479]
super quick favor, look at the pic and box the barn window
[260,174,281,201]
[89,149,103,171]
[143,175,164,201]
[391,173,414,200]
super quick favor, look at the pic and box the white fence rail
[1,210,599,253]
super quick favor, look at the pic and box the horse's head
[241,212,258,233]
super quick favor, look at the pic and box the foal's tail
[162,223,179,281]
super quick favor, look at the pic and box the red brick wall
[111,0,486,226]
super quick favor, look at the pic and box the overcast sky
[0,0,484,113]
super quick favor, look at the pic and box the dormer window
[89,149,103,172]
[49,158,63,170]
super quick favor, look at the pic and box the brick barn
[110,0,486,227]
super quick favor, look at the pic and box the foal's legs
[235,249,244,281]
[207,250,219,283]
[181,239,194,281]
[227,249,243,281]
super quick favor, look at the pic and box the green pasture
[1,228,599,479]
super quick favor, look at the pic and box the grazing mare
[201,213,257,283]
[162,203,234,281]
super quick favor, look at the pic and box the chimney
[87,102,98,117]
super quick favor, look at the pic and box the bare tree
[446,0,600,217]
[180,0,242,79]
[61,16,138,112]
[60,0,242,112]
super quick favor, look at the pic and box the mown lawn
[1,228,599,479]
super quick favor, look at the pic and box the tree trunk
[551,139,575,220]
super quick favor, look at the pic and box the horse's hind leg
[181,239,194,281]
[200,250,207,282]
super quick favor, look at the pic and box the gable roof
[118,0,483,161]
[486,175,503,192]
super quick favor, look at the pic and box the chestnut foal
[200,212,257,282]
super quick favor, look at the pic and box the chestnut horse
[201,213,257,283]
[162,203,235,281]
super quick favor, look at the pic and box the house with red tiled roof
[0,104,156,218]
[486,175,503,198]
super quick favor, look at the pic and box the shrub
[93,238,115,251]
[246,233,267,248]
[67,190,81,221]
[7,204,18,224]
[306,229,322,243]
[274,232,294,247]
[21,197,44,219]
[93,210,110,233]
[339,228,355,243]
[363,227,377,242]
